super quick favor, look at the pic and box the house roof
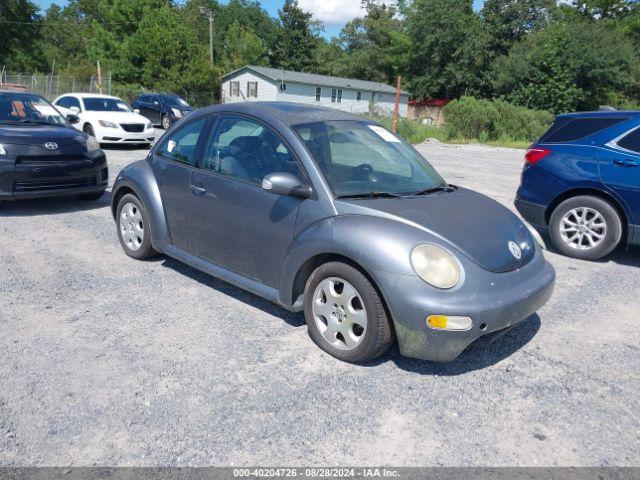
[222,65,409,96]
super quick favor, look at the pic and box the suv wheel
[549,195,622,260]
[116,193,158,260]
[304,262,393,363]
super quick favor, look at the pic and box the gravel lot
[1,134,639,467]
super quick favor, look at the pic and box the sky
[33,0,485,38]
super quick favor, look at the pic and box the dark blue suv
[516,111,640,260]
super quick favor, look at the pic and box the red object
[408,98,451,107]
[525,148,552,165]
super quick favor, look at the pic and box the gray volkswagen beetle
[111,102,555,363]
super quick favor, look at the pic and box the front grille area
[13,177,96,193]
[120,123,145,133]
[16,155,85,164]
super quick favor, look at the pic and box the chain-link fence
[0,71,112,101]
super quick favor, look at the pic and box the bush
[443,96,553,142]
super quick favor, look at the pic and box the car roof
[61,93,122,100]
[557,110,640,119]
[197,102,365,125]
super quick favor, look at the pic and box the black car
[131,93,194,129]
[0,90,108,201]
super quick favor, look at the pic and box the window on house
[247,81,258,98]
[279,82,287,92]
[315,87,322,102]
[331,89,337,103]
[230,81,240,97]
[337,89,343,103]
[357,91,362,101]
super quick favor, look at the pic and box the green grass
[376,117,532,149]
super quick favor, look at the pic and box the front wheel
[115,193,158,260]
[304,262,393,363]
[549,195,622,260]
[83,123,95,137]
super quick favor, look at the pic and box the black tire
[549,195,622,260]
[78,190,105,201]
[304,261,393,363]
[161,114,171,130]
[115,193,158,260]
[83,123,95,137]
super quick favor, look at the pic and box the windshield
[83,97,133,112]
[294,120,446,197]
[163,96,190,108]
[0,92,68,126]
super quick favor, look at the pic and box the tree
[0,0,40,71]
[272,0,318,72]
[222,21,268,71]
[338,0,409,84]
[572,0,638,19]
[492,20,640,112]
[481,0,556,55]
[406,0,490,99]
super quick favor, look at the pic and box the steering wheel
[353,163,379,183]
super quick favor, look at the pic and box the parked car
[131,93,195,129]
[111,102,555,363]
[53,93,155,147]
[0,89,107,201]
[516,111,640,260]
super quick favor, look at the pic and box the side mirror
[133,108,141,114]
[69,106,80,114]
[66,114,80,125]
[262,172,312,199]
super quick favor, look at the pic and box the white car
[53,93,156,147]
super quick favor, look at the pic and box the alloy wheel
[162,115,170,129]
[312,277,368,351]
[560,207,607,250]
[119,202,144,251]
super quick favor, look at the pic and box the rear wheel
[116,193,158,260]
[304,262,393,363]
[549,195,622,260]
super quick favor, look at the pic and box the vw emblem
[509,241,522,260]
[44,142,59,151]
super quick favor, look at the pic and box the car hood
[83,111,151,124]
[335,187,535,273]
[0,124,87,146]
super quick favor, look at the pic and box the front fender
[279,215,432,307]
[111,159,171,252]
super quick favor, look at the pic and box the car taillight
[525,148,552,165]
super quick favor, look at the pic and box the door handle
[614,158,638,167]
[190,184,206,195]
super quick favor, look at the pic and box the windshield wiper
[336,192,403,200]
[413,185,456,196]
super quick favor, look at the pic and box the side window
[156,118,206,166]
[540,117,629,143]
[617,128,640,153]
[56,97,69,108]
[202,116,301,184]
[68,96,81,110]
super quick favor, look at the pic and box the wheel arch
[546,187,630,244]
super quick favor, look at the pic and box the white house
[221,65,409,118]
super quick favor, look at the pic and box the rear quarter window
[540,117,629,143]
[616,128,640,153]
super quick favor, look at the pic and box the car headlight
[524,221,546,250]
[171,108,182,118]
[98,120,118,128]
[86,136,100,152]
[146,122,153,130]
[411,244,461,289]
[0,144,6,155]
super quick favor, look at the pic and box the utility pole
[200,7,214,67]
[392,76,402,133]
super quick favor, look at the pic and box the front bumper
[97,126,155,144]
[515,197,547,228]
[0,149,108,200]
[373,247,555,362]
